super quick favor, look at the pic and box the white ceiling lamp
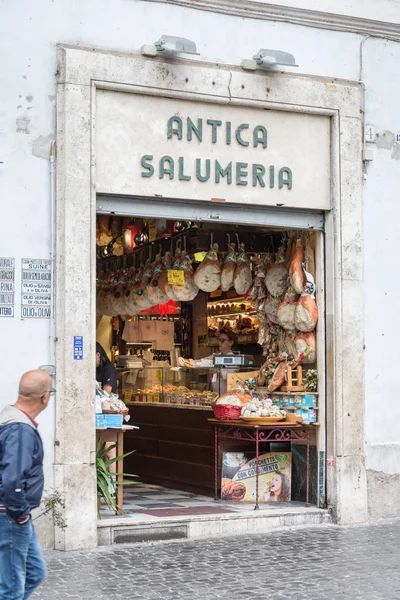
[242,49,298,71]
[141,35,199,58]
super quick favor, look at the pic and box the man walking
[0,370,53,599]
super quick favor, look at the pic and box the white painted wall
[0,0,399,521]
[249,0,400,23]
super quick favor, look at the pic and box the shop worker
[179,329,239,394]
[96,342,117,395]
[0,369,53,599]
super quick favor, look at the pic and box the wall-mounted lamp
[141,35,199,58]
[242,49,298,71]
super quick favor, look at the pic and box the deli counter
[119,365,258,408]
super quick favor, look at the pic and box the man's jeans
[0,513,47,599]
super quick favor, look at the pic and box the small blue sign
[74,336,83,360]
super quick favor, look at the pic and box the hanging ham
[265,246,289,298]
[194,244,221,293]
[234,243,252,295]
[277,287,299,331]
[295,331,316,363]
[262,296,281,325]
[289,238,306,294]
[294,269,318,332]
[147,255,169,306]
[221,243,237,292]
[173,253,199,301]
[164,250,181,301]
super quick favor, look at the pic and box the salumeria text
[140,116,293,190]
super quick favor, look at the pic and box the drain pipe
[49,141,56,368]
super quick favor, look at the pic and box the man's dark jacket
[0,406,44,521]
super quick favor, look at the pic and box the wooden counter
[123,404,215,495]
[123,404,285,496]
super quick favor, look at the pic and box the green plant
[96,438,138,517]
[34,489,67,530]
[304,369,318,392]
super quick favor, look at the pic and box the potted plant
[96,438,138,516]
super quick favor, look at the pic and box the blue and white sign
[74,336,83,360]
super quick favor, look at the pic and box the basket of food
[212,404,242,420]
[240,397,286,421]
[212,391,252,421]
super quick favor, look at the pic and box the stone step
[98,506,331,545]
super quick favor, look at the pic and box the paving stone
[30,521,400,600]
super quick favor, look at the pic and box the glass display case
[119,366,257,407]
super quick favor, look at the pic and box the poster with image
[221,452,292,503]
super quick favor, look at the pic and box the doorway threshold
[97,484,330,545]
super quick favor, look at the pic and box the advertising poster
[221,452,292,503]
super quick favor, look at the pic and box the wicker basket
[212,404,242,420]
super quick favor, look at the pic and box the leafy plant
[96,438,138,517]
[34,489,67,530]
[304,369,318,392]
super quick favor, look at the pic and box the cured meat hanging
[194,242,221,293]
[172,253,199,301]
[295,268,318,332]
[265,244,290,298]
[221,241,237,292]
[277,287,299,331]
[234,243,253,295]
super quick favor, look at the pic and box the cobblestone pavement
[32,521,400,600]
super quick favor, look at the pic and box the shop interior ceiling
[96,214,290,268]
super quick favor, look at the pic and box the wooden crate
[226,370,259,391]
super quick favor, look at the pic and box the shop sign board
[0,257,15,318]
[21,259,51,319]
[221,452,292,502]
[96,90,331,210]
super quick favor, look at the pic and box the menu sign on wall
[0,258,15,317]
[21,259,51,319]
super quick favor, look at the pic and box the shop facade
[53,44,363,549]
[1,0,399,551]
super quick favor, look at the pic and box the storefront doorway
[95,199,326,519]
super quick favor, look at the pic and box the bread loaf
[194,244,221,293]
[221,244,237,291]
[216,391,252,406]
[234,244,252,295]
